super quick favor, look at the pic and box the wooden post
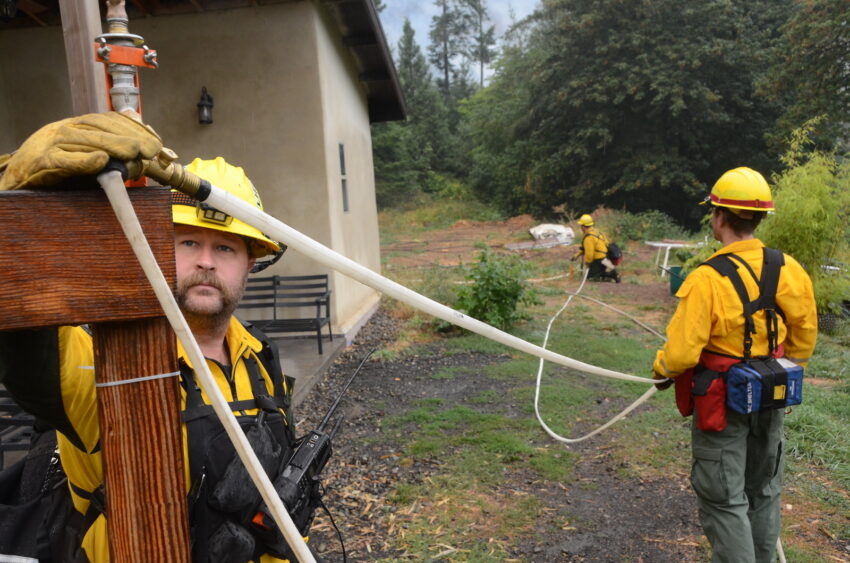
[59,0,108,115]
[0,187,191,562]
[93,318,189,562]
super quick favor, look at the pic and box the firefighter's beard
[176,271,247,333]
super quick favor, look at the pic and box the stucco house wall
[0,26,73,145]
[314,5,383,337]
[0,1,384,339]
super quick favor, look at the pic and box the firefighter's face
[174,225,255,322]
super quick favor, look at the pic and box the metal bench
[1,386,35,470]
[237,274,333,354]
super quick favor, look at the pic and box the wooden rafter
[128,0,151,16]
[18,6,47,26]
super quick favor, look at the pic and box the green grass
[380,399,555,561]
[806,327,850,380]
[785,382,850,488]
[378,192,503,244]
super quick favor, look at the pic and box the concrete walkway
[274,335,347,409]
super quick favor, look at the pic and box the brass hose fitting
[126,149,211,200]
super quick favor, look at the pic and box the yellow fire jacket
[579,227,609,264]
[653,239,818,378]
[45,317,293,563]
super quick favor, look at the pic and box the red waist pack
[673,352,743,432]
[692,368,727,432]
[674,368,694,417]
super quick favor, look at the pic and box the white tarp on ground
[529,223,574,244]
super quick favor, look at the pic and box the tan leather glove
[0,112,162,190]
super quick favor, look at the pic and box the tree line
[372,0,849,229]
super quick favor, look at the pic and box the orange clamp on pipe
[94,42,158,69]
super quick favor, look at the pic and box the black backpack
[0,428,79,562]
[606,242,623,265]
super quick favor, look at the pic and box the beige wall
[313,4,383,337]
[0,0,382,337]
[0,26,73,152]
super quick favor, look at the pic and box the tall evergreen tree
[398,19,453,169]
[372,19,454,205]
[428,0,473,103]
[763,0,850,152]
[461,13,542,211]
[464,0,497,86]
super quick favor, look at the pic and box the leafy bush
[600,209,693,242]
[455,248,540,330]
[759,123,850,314]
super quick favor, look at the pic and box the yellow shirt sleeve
[653,268,714,378]
[776,255,818,366]
[654,246,818,377]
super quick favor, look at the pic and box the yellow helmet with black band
[172,157,284,271]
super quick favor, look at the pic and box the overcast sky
[377,0,539,56]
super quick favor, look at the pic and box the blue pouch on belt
[726,357,803,414]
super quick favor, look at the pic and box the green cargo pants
[691,408,785,563]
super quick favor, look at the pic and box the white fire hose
[100,169,655,558]
[198,180,655,385]
[532,258,785,560]
[533,268,661,444]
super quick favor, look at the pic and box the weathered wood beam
[0,186,191,562]
[0,188,176,329]
[93,317,190,563]
[59,0,109,115]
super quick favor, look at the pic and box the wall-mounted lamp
[197,86,214,125]
[0,0,17,21]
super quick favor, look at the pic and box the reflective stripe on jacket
[653,238,817,379]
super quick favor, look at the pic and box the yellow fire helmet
[577,214,594,227]
[172,157,284,271]
[702,167,774,214]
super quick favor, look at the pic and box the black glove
[653,371,674,391]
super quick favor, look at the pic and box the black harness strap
[244,322,295,444]
[68,481,106,546]
[702,247,785,359]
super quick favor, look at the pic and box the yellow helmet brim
[171,196,281,257]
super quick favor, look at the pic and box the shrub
[759,122,850,314]
[599,209,693,242]
[455,248,540,330]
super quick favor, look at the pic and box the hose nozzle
[127,149,211,201]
